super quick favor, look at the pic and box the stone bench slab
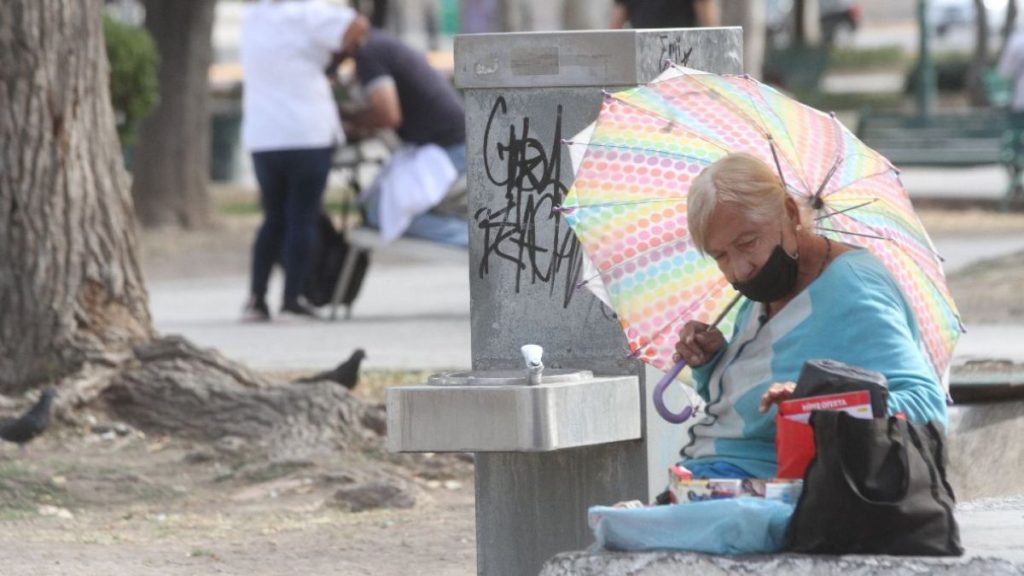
[541,551,1023,576]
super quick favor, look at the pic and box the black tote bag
[304,213,371,307]
[786,411,963,556]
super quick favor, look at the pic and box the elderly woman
[672,152,947,480]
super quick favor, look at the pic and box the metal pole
[918,0,937,117]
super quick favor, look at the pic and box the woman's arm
[819,261,948,427]
[342,77,403,136]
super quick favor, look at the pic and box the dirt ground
[1,185,479,576]
[0,439,475,576]
[0,371,477,576]
[2,202,1023,576]
[919,207,1024,324]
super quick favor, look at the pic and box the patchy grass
[211,183,360,217]
[237,460,315,484]
[828,44,909,71]
[263,368,451,405]
[354,368,453,404]
[220,198,362,218]
[188,547,221,561]
[0,461,72,513]
[798,90,906,113]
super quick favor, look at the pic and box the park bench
[321,136,392,320]
[327,133,469,320]
[856,108,1024,210]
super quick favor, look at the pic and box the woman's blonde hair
[687,152,796,254]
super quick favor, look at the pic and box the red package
[775,413,816,479]
[777,390,873,422]
[775,391,873,479]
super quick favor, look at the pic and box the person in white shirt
[240,0,368,321]
[999,30,1024,113]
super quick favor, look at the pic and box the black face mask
[731,242,799,303]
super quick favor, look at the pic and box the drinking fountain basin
[386,368,641,452]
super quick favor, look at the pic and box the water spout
[521,344,544,386]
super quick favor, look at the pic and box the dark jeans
[249,146,333,307]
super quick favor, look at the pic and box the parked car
[930,0,1013,37]
[766,0,862,48]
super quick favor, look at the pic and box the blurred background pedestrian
[609,0,719,29]
[240,0,369,321]
[999,29,1024,113]
[336,22,469,247]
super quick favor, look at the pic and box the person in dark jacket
[337,25,468,246]
[609,0,719,29]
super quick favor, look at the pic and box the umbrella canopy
[561,65,963,397]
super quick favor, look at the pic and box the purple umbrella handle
[653,359,695,424]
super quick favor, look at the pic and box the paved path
[148,234,472,373]
[147,230,1024,372]
[148,163,1024,372]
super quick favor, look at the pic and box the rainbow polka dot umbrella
[561,65,963,417]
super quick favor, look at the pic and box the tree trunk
[499,0,523,32]
[997,0,1019,63]
[561,0,610,30]
[720,0,766,79]
[793,0,822,48]
[0,0,153,393]
[967,0,991,105]
[0,1,380,458]
[131,0,215,229]
[103,337,385,459]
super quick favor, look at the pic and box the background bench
[856,109,1024,210]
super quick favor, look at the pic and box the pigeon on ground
[294,349,366,390]
[0,388,56,448]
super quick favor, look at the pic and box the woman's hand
[758,381,797,413]
[673,321,725,367]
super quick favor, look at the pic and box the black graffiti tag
[475,96,583,308]
[658,38,693,70]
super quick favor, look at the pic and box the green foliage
[103,14,159,145]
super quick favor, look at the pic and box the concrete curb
[541,551,1024,576]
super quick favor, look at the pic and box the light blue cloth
[685,460,753,480]
[589,498,794,554]
[683,249,948,479]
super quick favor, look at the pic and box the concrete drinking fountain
[387,344,641,453]
[389,27,743,576]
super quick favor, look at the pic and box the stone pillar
[455,28,743,575]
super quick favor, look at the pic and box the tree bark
[720,0,765,79]
[130,0,215,229]
[103,337,385,459]
[997,0,1019,63]
[561,0,610,30]
[0,1,379,458]
[498,0,523,32]
[0,0,153,393]
[968,0,991,105]
[793,0,822,48]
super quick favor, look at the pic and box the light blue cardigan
[683,248,949,479]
